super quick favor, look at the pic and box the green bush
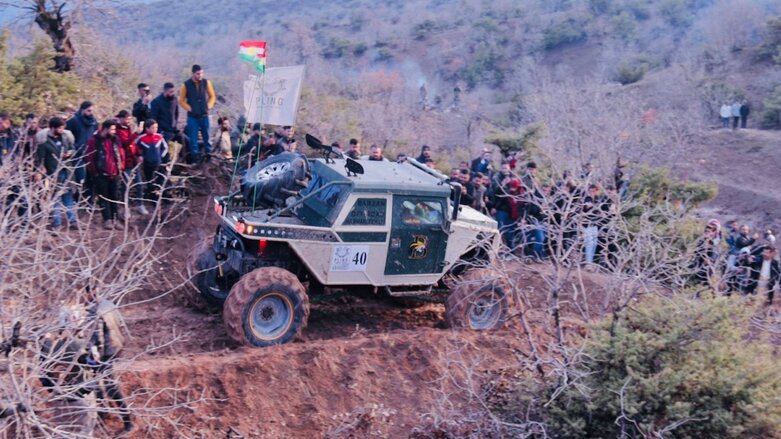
[545,295,781,438]
[412,19,438,40]
[484,123,544,158]
[0,35,79,120]
[628,166,716,210]
[626,1,651,20]
[760,85,781,129]
[757,16,781,64]
[613,58,650,85]
[588,0,612,14]
[659,0,693,28]
[611,11,638,41]
[321,37,352,59]
[352,42,367,57]
[459,45,504,89]
[374,48,393,62]
[542,19,587,50]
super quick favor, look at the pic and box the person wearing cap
[35,117,78,229]
[132,83,152,125]
[179,64,216,163]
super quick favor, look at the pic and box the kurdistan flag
[239,40,267,73]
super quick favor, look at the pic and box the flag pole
[250,46,267,211]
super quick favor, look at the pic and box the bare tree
[0,146,207,437]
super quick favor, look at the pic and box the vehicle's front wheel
[445,269,508,330]
[223,267,310,347]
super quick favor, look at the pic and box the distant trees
[760,85,781,129]
[0,33,79,119]
[758,16,781,64]
[542,18,587,51]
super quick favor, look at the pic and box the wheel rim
[256,162,290,180]
[248,292,294,341]
[467,288,503,330]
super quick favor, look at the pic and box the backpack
[94,299,126,360]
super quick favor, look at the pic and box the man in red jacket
[115,110,148,215]
[85,120,125,229]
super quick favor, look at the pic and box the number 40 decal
[331,245,370,272]
[352,252,367,265]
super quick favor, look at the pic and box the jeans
[526,224,547,259]
[52,189,76,226]
[583,225,599,264]
[186,115,211,158]
[721,117,729,128]
[123,168,144,206]
[496,210,515,249]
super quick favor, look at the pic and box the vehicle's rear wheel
[223,267,310,347]
[190,235,238,307]
[445,269,508,330]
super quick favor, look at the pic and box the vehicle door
[385,196,448,275]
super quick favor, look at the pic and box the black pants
[732,116,739,129]
[142,162,163,199]
[94,175,120,221]
[740,115,748,128]
[96,363,130,419]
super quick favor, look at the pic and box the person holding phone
[132,83,152,125]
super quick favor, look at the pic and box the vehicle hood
[453,204,498,230]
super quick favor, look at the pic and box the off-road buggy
[191,135,507,347]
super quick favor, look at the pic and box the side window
[400,200,444,225]
[343,198,387,226]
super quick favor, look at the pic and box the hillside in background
[2,0,781,223]
[99,0,781,224]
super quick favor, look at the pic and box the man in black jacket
[151,83,187,152]
[739,100,750,129]
[743,245,779,304]
[65,101,97,195]
[179,65,216,163]
[131,83,152,126]
[36,117,77,229]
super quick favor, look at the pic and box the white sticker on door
[330,245,370,272]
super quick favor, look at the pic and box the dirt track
[122,327,526,438]
[107,130,781,438]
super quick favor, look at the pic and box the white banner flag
[244,65,305,126]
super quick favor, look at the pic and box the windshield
[295,171,350,227]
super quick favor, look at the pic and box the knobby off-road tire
[189,235,236,307]
[241,152,309,208]
[223,267,310,347]
[445,269,508,331]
